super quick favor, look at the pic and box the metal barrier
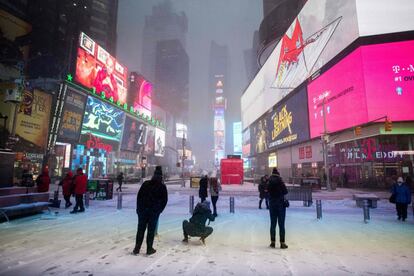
[189,195,194,214]
[316,199,322,220]
[84,192,90,208]
[363,199,370,223]
[117,192,123,210]
[230,196,235,213]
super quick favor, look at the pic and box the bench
[353,194,379,208]
[0,192,50,222]
[0,187,37,196]
[286,186,313,207]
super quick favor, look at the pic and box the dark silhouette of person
[199,175,208,202]
[116,172,124,192]
[182,200,215,244]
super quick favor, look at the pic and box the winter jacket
[73,172,87,195]
[258,177,269,199]
[190,202,215,228]
[199,177,208,198]
[392,183,412,204]
[21,172,34,187]
[136,176,168,215]
[209,177,221,197]
[267,174,288,205]
[36,168,50,193]
[62,172,74,196]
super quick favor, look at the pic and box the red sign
[75,32,128,104]
[86,133,113,153]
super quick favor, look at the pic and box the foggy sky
[117,0,262,166]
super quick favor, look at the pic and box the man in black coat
[182,200,215,244]
[199,175,208,202]
[267,168,288,249]
[258,174,269,209]
[133,166,168,255]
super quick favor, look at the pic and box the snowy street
[0,185,413,276]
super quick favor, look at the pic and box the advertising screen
[214,116,225,131]
[242,128,251,157]
[128,73,152,117]
[75,32,128,104]
[154,128,165,157]
[144,126,155,155]
[233,122,242,154]
[176,123,187,138]
[120,116,148,152]
[81,96,125,142]
[250,116,268,155]
[214,131,225,151]
[267,86,310,149]
[308,40,414,138]
[58,88,87,143]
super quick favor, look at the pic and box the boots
[146,248,156,255]
[132,247,140,255]
[269,241,275,248]
[280,242,288,249]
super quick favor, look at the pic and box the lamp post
[181,136,186,187]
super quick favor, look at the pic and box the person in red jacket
[36,167,50,193]
[70,168,87,214]
[61,171,74,208]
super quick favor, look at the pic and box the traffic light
[384,119,392,132]
[354,126,362,136]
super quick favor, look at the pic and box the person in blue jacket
[391,177,411,221]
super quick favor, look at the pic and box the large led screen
[308,40,414,138]
[233,122,242,154]
[75,32,128,104]
[128,73,152,117]
[120,116,148,152]
[154,128,165,157]
[81,96,125,142]
[242,128,251,157]
[58,88,87,143]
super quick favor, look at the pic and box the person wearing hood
[182,200,215,245]
[36,167,51,193]
[133,165,168,256]
[267,168,288,249]
[199,174,208,202]
[71,168,87,214]
[391,177,411,221]
[61,171,74,208]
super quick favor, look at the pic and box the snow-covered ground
[0,189,413,276]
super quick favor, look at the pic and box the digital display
[233,122,242,154]
[120,116,148,152]
[128,73,152,117]
[58,88,87,143]
[75,32,128,104]
[308,40,414,138]
[214,116,225,131]
[176,123,187,138]
[81,96,125,142]
[144,126,155,155]
[242,128,251,157]
[154,128,165,157]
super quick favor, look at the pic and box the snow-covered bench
[353,194,379,209]
[286,186,313,207]
[0,192,50,222]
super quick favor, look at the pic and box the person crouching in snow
[182,200,215,245]
[61,171,74,208]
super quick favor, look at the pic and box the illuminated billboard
[233,122,242,154]
[128,72,152,117]
[120,116,148,152]
[214,96,226,108]
[214,116,225,131]
[81,96,125,142]
[154,128,165,157]
[308,40,414,138]
[176,123,188,138]
[242,128,251,157]
[75,32,128,104]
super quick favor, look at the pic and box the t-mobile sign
[308,40,414,138]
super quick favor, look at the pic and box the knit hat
[272,168,280,175]
[154,165,163,176]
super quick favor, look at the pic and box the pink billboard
[308,40,414,138]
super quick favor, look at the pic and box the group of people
[60,168,88,213]
[132,166,289,256]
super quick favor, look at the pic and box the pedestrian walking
[70,168,87,214]
[209,175,222,217]
[116,172,124,192]
[61,171,74,208]
[199,174,208,202]
[36,167,51,193]
[390,177,411,221]
[259,174,269,209]
[133,166,168,256]
[268,168,288,249]
[182,200,215,245]
[21,169,34,187]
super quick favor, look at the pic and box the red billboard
[128,73,152,117]
[308,40,414,138]
[75,32,128,104]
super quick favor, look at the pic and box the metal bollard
[230,196,235,213]
[363,199,370,223]
[189,195,194,214]
[84,192,90,208]
[117,191,123,210]
[316,199,322,220]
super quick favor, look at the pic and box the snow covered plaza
[0,184,413,276]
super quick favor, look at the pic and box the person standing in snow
[182,200,215,245]
[61,171,74,208]
[133,166,168,255]
[70,168,87,214]
[36,167,51,193]
[199,174,208,202]
[258,174,269,209]
[391,177,411,221]
[209,175,222,217]
[116,172,124,192]
[267,168,288,249]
